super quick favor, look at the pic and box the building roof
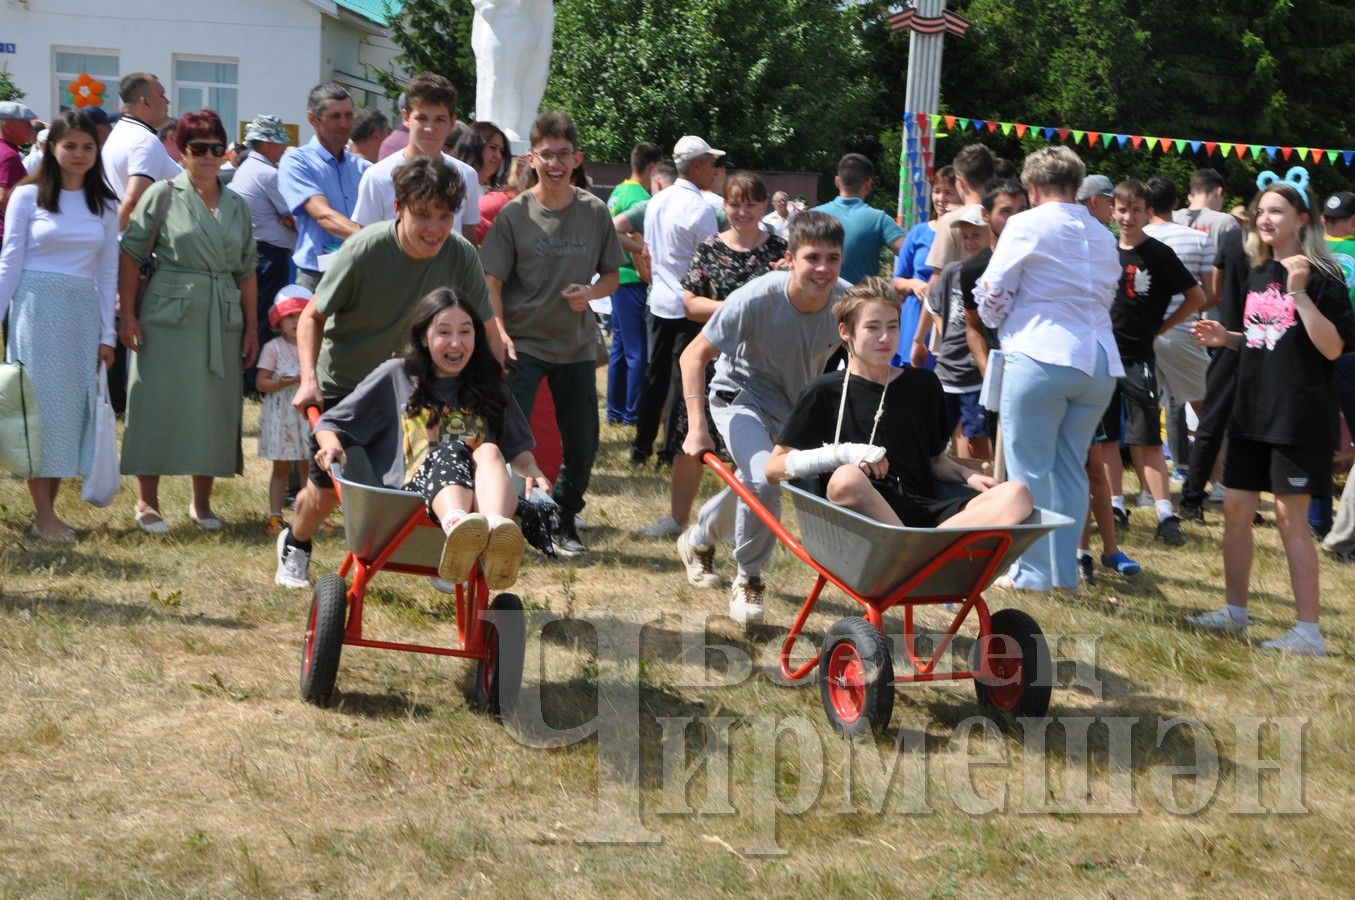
[334,0,403,26]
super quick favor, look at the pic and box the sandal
[187,504,223,532]
[135,506,170,534]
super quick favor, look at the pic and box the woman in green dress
[117,110,258,533]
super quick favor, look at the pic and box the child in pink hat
[257,284,313,534]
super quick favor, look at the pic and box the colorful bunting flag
[1157,137,1171,152]
[1130,135,1143,149]
[944,115,957,130]
[1101,133,1115,148]
[1116,134,1129,148]
[1174,139,1187,154]
[1204,141,1217,156]
[1057,127,1070,141]
[1000,122,1013,136]
[1189,140,1202,153]
[1072,129,1085,144]
[1088,131,1101,146]
[973,119,986,131]
[1014,123,1028,138]
[1042,126,1055,140]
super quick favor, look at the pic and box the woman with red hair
[116,109,259,533]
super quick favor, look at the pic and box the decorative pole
[891,1,971,227]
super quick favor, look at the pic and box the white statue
[472,0,555,151]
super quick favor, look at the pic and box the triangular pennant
[1189,140,1202,153]
[915,112,928,128]
[1174,139,1187,154]
[1115,134,1130,148]
[972,119,986,131]
[1000,122,1013,136]
[944,115,957,130]
[957,118,970,130]
[1042,126,1055,140]
[1327,149,1339,164]
[1296,147,1310,161]
[1130,135,1143,149]
[1344,150,1354,166]
[1057,127,1071,141]
[1219,142,1233,156]
[1232,143,1246,159]
[1204,141,1217,156]
[1072,129,1085,144]
[986,121,999,133]
[929,114,942,129]
[1157,137,1172,152]
[1281,146,1293,160]
[1087,131,1101,146]
[1265,146,1278,159]
[1313,148,1327,162]
[1014,123,1028,138]
[1102,132,1116,148]
[1248,145,1262,159]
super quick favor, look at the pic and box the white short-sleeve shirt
[100,117,182,199]
[351,150,481,233]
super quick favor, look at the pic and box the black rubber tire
[818,616,895,737]
[472,592,525,717]
[300,574,347,706]
[973,607,1052,725]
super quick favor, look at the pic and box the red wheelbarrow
[298,411,524,713]
[702,453,1072,735]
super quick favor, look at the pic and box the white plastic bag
[81,364,120,507]
[0,360,41,477]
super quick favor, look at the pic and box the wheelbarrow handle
[303,404,344,493]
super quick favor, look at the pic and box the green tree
[376,0,476,115]
[544,0,878,175]
[0,65,25,103]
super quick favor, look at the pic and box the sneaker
[1180,502,1204,522]
[639,514,684,540]
[1260,626,1327,657]
[553,519,587,557]
[677,528,722,589]
[483,518,527,590]
[1208,483,1227,503]
[729,576,766,626]
[1155,515,1186,546]
[1112,506,1130,530]
[275,528,312,589]
[1185,607,1249,633]
[1078,554,1095,585]
[438,513,489,583]
[1100,551,1141,576]
[1136,490,1154,508]
[1171,466,1190,483]
[628,446,649,467]
[263,514,285,537]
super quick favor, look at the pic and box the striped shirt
[1144,221,1213,327]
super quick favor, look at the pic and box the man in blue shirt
[813,153,906,284]
[278,83,370,289]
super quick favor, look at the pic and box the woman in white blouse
[0,111,119,541]
[975,146,1122,590]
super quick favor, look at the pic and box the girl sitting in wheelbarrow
[767,277,1033,529]
[311,287,553,590]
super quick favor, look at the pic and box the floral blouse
[681,233,788,302]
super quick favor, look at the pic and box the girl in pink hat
[257,284,312,534]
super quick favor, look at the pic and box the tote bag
[0,361,41,477]
[81,363,120,507]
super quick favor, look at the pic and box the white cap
[954,203,987,227]
[673,135,726,167]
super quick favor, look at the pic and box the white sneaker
[482,518,526,591]
[438,513,489,583]
[275,528,312,589]
[639,514,684,540]
[1208,483,1227,503]
[677,528,722,589]
[1185,607,1249,633]
[729,576,766,626]
[1260,627,1327,657]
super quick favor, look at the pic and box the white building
[0,0,406,142]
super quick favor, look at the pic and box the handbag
[0,360,42,477]
[133,181,175,314]
[81,363,120,507]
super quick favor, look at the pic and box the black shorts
[875,477,980,527]
[407,441,476,521]
[1100,359,1161,446]
[307,393,348,489]
[1223,437,1331,498]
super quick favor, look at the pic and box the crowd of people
[1,71,1354,658]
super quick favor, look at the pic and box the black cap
[1323,191,1355,220]
[83,107,112,127]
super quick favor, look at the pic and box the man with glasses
[480,111,624,555]
[278,83,370,290]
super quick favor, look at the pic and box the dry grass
[2,393,1355,897]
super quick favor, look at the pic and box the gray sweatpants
[689,398,781,580]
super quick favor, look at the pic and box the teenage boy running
[1102,179,1205,546]
[676,212,849,625]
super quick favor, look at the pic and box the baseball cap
[0,101,37,121]
[1324,191,1355,220]
[1076,174,1115,202]
[954,203,987,227]
[673,135,725,167]
[83,107,111,127]
[268,284,313,330]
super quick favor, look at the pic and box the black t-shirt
[1215,227,1248,331]
[778,368,947,500]
[960,246,998,349]
[1231,261,1355,448]
[1111,236,1198,362]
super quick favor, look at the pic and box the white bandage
[783,443,886,479]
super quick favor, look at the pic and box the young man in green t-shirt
[481,111,624,555]
[605,141,663,426]
[275,156,500,589]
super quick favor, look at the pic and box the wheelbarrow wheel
[973,607,1051,723]
[819,617,895,736]
[300,574,347,706]
[471,592,525,717]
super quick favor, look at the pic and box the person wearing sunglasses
[116,109,259,534]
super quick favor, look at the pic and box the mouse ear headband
[1256,165,1310,208]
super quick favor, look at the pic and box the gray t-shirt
[925,260,980,391]
[1172,207,1239,252]
[704,270,848,427]
[480,187,624,364]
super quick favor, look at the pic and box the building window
[54,50,119,113]
[174,57,239,135]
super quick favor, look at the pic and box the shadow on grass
[0,591,255,630]
[331,690,434,720]
[4,541,151,578]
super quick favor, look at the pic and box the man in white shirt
[761,190,791,239]
[101,73,182,229]
[350,75,481,245]
[630,135,722,466]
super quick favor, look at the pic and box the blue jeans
[1000,347,1115,589]
[605,282,648,424]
